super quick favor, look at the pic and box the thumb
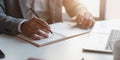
[70,16,77,22]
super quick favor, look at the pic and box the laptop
[83,20,120,51]
[105,30,120,50]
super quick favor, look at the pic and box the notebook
[17,22,90,47]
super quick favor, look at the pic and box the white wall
[105,0,120,19]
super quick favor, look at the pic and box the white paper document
[50,22,89,37]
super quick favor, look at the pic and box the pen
[29,8,40,18]
[49,30,53,34]
[28,5,53,34]
[82,48,113,54]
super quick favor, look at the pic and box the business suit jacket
[0,0,86,35]
[0,0,61,35]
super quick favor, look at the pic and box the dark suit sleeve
[0,0,24,35]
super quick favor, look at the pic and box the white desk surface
[0,33,88,60]
[1,19,120,60]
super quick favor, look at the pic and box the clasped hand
[71,10,95,29]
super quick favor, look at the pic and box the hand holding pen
[20,4,53,40]
[28,5,53,34]
[27,3,53,34]
[21,17,51,40]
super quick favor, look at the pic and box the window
[79,0,106,20]
[62,0,106,20]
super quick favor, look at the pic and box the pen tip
[49,30,53,35]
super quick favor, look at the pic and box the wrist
[18,19,28,33]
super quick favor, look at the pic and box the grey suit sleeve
[0,0,24,35]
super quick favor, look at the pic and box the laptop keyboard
[105,30,120,50]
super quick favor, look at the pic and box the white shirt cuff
[18,20,27,33]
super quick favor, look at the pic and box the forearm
[63,0,90,17]
[0,0,24,35]
[0,13,24,35]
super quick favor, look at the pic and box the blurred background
[62,0,120,21]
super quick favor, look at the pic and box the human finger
[86,15,95,29]
[76,14,84,24]
[31,22,49,33]
[32,17,50,30]
[36,29,49,38]
[75,15,84,28]
[27,20,50,34]
[80,13,94,29]
[89,19,95,28]
[42,28,50,34]
[79,19,88,29]
[82,14,92,29]
[29,34,43,40]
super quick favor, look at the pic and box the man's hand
[21,17,50,40]
[71,11,95,29]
